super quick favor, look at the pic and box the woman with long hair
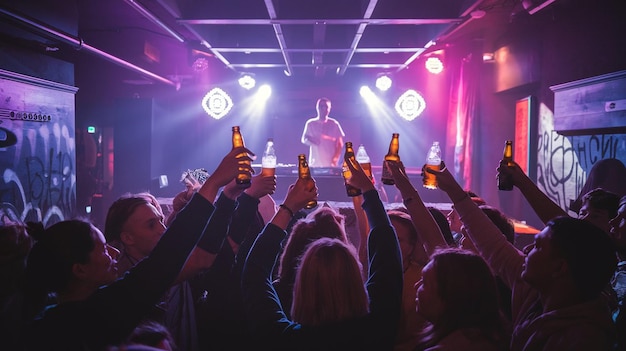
[242,154,402,350]
[273,205,351,317]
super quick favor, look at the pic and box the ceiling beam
[152,0,235,71]
[230,63,404,68]
[212,48,425,53]
[337,0,379,76]
[313,21,326,77]
[178,18,460,25]
[264,0,293,76]
[395,0,484,72]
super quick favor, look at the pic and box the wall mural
[0,70,77,226]
[536,102,626,214]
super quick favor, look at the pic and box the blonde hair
[291,238,369,326]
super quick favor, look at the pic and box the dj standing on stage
[301,97,345,168]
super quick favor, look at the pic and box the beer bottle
[298,154,317,209]
[423,141,442,189]
[356,144,373,183]
[342,142,362,197]
[232,126,251,188]
[381,133,401,185]
[261,138,277,177]
[497,140,514,191]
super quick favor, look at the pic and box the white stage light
[395,89,426,121]
[375,75,392,91]
[238,74,256,90]
[425,57,443,74]
[202,87,233,119]
[359,85,375,99]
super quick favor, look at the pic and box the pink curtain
[446,49,481,190]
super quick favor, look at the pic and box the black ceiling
[1,0,537,88]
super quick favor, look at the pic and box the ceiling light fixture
[238,73,256,90]
[202,87,233,120]
[375,75,392,91]
[425,57,443,74]
[395,89,426,121]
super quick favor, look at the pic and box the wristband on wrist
[279,204,295,217]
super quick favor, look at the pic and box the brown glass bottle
[232,126,251,188]
[381,133,401,185]
[342,142,362,197]
[497,140,514,191]
[298,154,317,209]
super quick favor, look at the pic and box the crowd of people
[1,137,626,351]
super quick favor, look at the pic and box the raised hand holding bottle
[232,126,252,188]
[381,133,401,185]
[342,142,362,197]
[298,154,318,209]
[423,141,441,189]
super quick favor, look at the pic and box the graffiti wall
[0,69,77,226]
[536,102,626,214]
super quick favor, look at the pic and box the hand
[344,153,375,193]
[387,160,414,196]
[424,161,462,196]
[244,173,277,199]
[209,146,255,188]
[283,177,318,213]
[496,159,524,186]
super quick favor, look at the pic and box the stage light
[482,52,495,62]
[257,84,272,101]
[201,87,233,120]
[238,74,256,90]
[87,126,96,134]
[359,85,375,99]
[375,75,392,91]
[395,89,426,121]
[425,57,443,74]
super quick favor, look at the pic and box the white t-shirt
[301,117,345,167]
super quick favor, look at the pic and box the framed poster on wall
[515,96,533,176]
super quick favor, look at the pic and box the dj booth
[254,164,454,204]
[156,164,537,251]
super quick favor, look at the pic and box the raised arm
[388,160,445,257]
[344,149,403,345]
[242,177,318,335]
[427,163,525,287]
[498,159,568,224]
[353,194,370,277]
[229,173,277,258]
[174,179,243,283]
[85,146,252,345]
